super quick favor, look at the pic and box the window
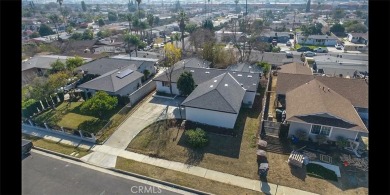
[311,125,331,136]
[320,126,331,136]
[310,125,321,134]
[162,81,170,87]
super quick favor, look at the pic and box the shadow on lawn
[289,165,307,181]
[78,119,108,134]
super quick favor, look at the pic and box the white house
[297,34,338,46]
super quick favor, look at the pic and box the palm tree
[49,14,61,39]
[139,21,148,40]
[126,13,133,34]
[132,18,140,35]
[124,34,141,58]
[234,0,239,13]
[57,0,63,6]
[136,0,142,18]
[177,10,188,53]
[173,33,180,47]
[147,14,154,42]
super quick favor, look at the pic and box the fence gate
[262,120,281,137]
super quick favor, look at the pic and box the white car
[335,44,343,50]
[304,51,316,57]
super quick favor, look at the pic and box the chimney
[322,86,325,91]
[328,88,330,92]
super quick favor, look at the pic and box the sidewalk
[23,126,318,195]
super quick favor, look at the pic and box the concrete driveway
[103,96,185,149]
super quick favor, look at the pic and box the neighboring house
[181,73,246,129]
[311,55,368,78]
[249,52,302,66]
[22,55,92,85]
[53,40,107,59]
[297,34,338,46]
[277,62,312,75]
[275,72,368,138]
[285,79,368,142]
[76,57,156,77]
[228,62,264,77]
[174,58,212,69]
[257,30,293,43]
[78,68,143,96]
[347,33,368,45]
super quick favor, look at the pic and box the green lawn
[57,113,98,130]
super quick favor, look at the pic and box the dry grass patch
[116,157,261,195]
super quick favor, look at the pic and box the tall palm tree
[126,13,133,34]
[49,14,61,39]
[136,0,142,18]
[147,14,154,42]
[234,0,239,13]
[139,21,148,40]
[132,18,140,36]
[124,34,141,57]
[173,33,180,47]
[177,10,188,53]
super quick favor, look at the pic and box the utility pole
[245,0,248,16]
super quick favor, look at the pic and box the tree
[66,26,73,35]
[48,72,70,93]
[136,0,142,18]
[346,23,368,33]
[39,24,55,36]
[330,23,345,35]
[355,10,363,18]
[80,91,118,117]
[66,56,84,71]
[177,11,189,52]
[164,43,182,94]
[30,77,51,101]
[154,16,160,26]
[81,1,87,12]
[126,13,133,34]
[332,9,345,21]
[189,28,215,53]
[173,33,180,47]
[202,19,214,31]
[143,69,150,80]
[30,32,40,38]
[70,32,83,40]
[177,72,195,96]
[147,14,154,41]
[108,12,118,22]
[305,0,311,13]
[256,62,270,76]
[234,0,239,13]
[48,14,61,38]
[49,59,66,74]
[82,29,94,40]
[185,128,208,148]
[124,33,141,58]
[98,18,105,27]
[139,21,148,40]
[185,23,198,34]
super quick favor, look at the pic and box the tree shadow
[185,148,205,166]
[78,119,108,134]
[22,152,32,161]
[259,178,272,195]
[289,164,307,181]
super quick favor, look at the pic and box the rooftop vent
[116,69,134,78]
[225,84,228,86]
[214,80,217,82]
[238,74,242,76]
[210,85,214,88]
[190,70,195,72]
[247,75,252,77]
[206,71,210,74]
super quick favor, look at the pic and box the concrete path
[103,96,185,149]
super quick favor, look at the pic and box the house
[174,58,212,69]
[249,52,302,66]
[181,73,246,129]
[78,68,143,96]
[153,66,260,128]
[311,55,368,78]
[347,33,368,45]
[228,62,264,77]
[275,72,368,139]
[22,55,92,85]
[257,30,294,43]
[296,34,338,46]
[285,79,368,142]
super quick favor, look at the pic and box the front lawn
[306,163,338,181]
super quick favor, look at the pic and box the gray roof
[22,55,92,71]
[78,68,143,93]
[249,52,302,65]
[154,67,259,92]
[278,62,312,75]
[286,80,367,132]
[174,58,212,69]
[307,35,338,40]
[228,62,263,73]
[76,58,155,75]
[181,73,246,114]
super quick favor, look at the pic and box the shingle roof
[22,55,92,71]
[349,33,368,40]
[174,58,212,69]
[154,67,259,92]
[249,52,302,65]
[78,68,143,93]
[181,73,246,114]
[278,62,312,75]
[76,58,154,76]
[307,35,338,40]
[276,73,368,108]
[286,80,367,132]
[228,62,263,73]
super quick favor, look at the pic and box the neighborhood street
[22,150,188,195]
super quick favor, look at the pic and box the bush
[185,128,208,148]
[295,129,308,141]
[336,136,348,149]
[306,163,338,181]
[316,134,328,145]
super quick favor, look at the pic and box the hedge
[115,95,130,106]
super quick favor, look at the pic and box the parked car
[285,51,293,58]
[297,46,313,52]
[286,41,292,46]
[22,139,33,155]
[304,51,316,57]
[313,47,328,53]
[335,44,343,50]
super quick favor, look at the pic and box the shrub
[336,136,348,149]
[316,134,328,145]
[295,129,308,141]
[272,46,281,53]
[185,128,208,148]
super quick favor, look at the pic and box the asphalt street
[22,151,184,195]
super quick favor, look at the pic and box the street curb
[108,168,212,195]
[32,147,83,162]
